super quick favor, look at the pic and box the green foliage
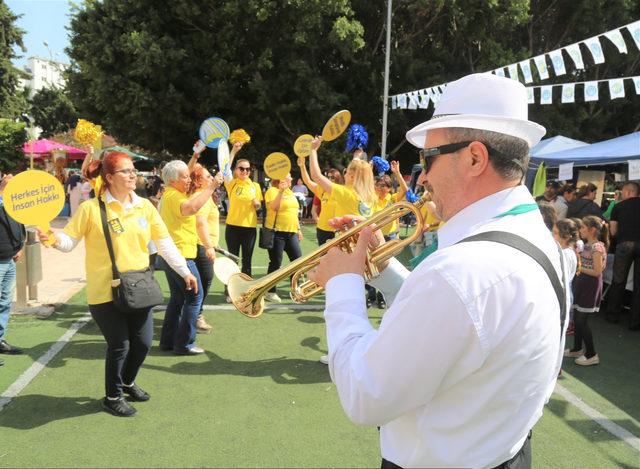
[29,88,79,138]
[0,119,27,172]
[0,0,27,118]
[65,0,640,172]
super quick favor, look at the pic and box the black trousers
[225,224,256,276]
[194,244,214,310]
[267,231,302,293]
[605,240,640,325]
[316,228,336,246]
[381,432,532,469]
[89,302,154,398]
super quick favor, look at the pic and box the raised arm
[309,137,333,194]
[267,181,287,211]
[390,161,407,199]
[81,145,94,177]
[297,157,318,194]
[180,173,223,216]
[228,142,244,168]
[187,140,205,172]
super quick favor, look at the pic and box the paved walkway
[15,217,86,308]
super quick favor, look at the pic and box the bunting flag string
[527,76,639,104]
[391,19,640,109]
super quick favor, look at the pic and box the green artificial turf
[0,223,638,467]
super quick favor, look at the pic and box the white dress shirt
[324,185,569,468]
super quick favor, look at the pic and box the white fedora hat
[406,73,546,149]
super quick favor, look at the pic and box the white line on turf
[0,314,91,412]
[554,382,640,452]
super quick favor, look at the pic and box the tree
[0,0,27,118]
[29,87,78,138]
[0,118,27,172]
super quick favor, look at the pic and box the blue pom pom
[345,124,369,152]
[371,156,390,175]
[406,188,420,203]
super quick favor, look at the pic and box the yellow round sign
[321,110,351,142]
[4,170,65,225]
[263,152,291,180]
[293,134,314,158]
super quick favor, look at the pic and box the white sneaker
[319,355,329,365]
[265,292,282,303]
[563,348,584,358]
[225,294,232,303]
[575,354,600,366]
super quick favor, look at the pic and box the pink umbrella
[22,139,87,161]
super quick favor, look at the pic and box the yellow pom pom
[75,119,103,146]
[229,128,251,144]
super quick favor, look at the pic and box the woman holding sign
[263,173,303,303]
[223,144,263,301]
[38,152,198,418]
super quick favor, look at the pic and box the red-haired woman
[38,152,197,417]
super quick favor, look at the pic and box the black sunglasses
[237,166,251,172]
[419,141,509,174]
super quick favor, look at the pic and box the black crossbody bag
[98,198,164,314]
[259,206,279,250]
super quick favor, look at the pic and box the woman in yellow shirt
[372,160,408,241]
[188,163,223,333]
[223,145,263,285]
[158,160,220,356]
[309,137,376,220]
[263,173,303,303]
[39,152,197,417]
[297,156,344,245]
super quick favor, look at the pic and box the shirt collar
[104,189,143,210]
[437,185,536,249]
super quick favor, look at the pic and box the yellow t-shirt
[194,192,220,248]
[264,187,299,233]
[224,178,263,228]
[160,186,198,258]
[373,192,403,235]
[64,194,169,305]
[330,183,373,219]
[315,186,336,232]
[420,202,443,231]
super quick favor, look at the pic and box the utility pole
[380,0,393,159]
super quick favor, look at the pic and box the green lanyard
[409,203,539,269]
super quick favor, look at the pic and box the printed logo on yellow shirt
[358,201,372,217]
[108,218,125,234]
[138,217,148,229]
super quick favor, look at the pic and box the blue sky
[7,0,72,67]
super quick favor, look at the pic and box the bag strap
[457,231,566,339]
[98,197,120,281]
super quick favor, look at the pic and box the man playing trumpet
[309,73,569,469]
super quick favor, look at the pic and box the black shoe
[101,397,136,417]
[0,340,23,355]
[377,297,387,309]
[123,383,150,402]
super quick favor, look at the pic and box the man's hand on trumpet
[308,215,387,287]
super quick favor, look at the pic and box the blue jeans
[158,258,203,352]
[0,260,16,341]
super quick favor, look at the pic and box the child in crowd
[553,219,580,336]
[564,215,609,366]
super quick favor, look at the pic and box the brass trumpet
[227,196,428,317]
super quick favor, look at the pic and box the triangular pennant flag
[532,163,547,198]
[408,93,418,110]
[391,96,397,110]
[519,60,533,83]
[426,88,436,100]
[564,44,584,69]
[548,50,566,75]
[633,76,640,95]
[418,93,430,109]
[561,83,575,103]
[398,94,408,109]
[526,88,535,104]
[626,20,640,51]
[584,37,605,64]
[609,78,625,99]
[533,55,549,80]
[432,91,441,104]
[540,85,553,105]
[494,68,505,77]
[508,64,519,80]
[583,81,599,102]
[604,29,628,54]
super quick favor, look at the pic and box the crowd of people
[0,71,638,467]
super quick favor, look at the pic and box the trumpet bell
[227,272,265,318]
